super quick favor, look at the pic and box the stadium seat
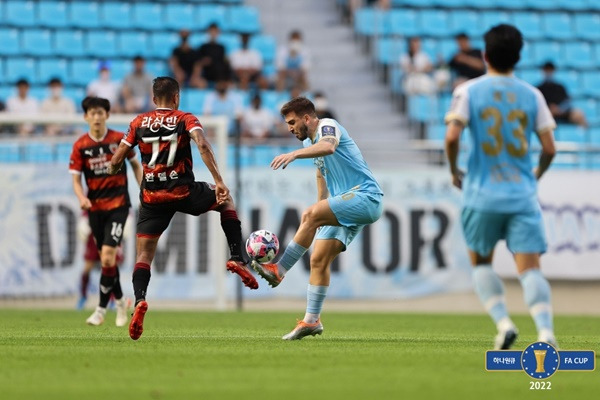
[564,42,595,69]
[480,11,512,31]
[165,3,195,30]
[54,30,85,57]
[23,143,55,163]
[426,123,446,142]
[250,35,277,63]
[86,31,118,58]
[64,87,86,111]
[555,0,589,10]
[375,37,405,66]
[260,90,285,113]
[132,3,163,30]
[70,59,99,86]
[196,4,228,30]
[109,59,130,81]
[581,72,600,97]
[146,60,167,78]
[186,89,208,113]
[0,143,21,163]
[38,59,69,84]
[437,39,457,63]
[69,2,101,29]
[419,10,450,37]
[589,128,600,145]
[117,31,148,57]
[55,142,74,163]
[100,3,132,30]
[494,0,526,9]
[448,10,483,37]
[218,33,242,55]
[0,28,20,56]
[542,13,573,40]
[38,1,68,28]
[389,10,419,37]
[228,6,261,34]
[420,39,438,60]
[512,12,543,40]
[532,42,563,67]
[519,42,535,68]
[574,14,600,41]
[5,58,36,84]
[556,125,586,143]
[572,99,600,126]
[354,8,390,37]
[553,70,581,97]
[22,30,53,57]
[525,0,556,9]
[408,95,438,123]
[5,1,36,27]
[517,69,540,86]
[148,32,180,58]
[29,86,47,101]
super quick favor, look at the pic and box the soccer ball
[246,229,279,263]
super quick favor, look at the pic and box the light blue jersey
[445,74,555,213]
[303,118,383,197]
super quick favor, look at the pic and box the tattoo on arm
[322,137,337,145]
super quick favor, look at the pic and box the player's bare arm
[128,157,143,186]
[445,119,465,189]
[190,128,229,204]
[534,128,556,180]
[107,142,130,175]
[72,174,92,210]
[271,138,337,170]
[316,168,328,201]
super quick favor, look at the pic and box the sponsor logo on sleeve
[321,125,336,137]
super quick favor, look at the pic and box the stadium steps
[247,0,421,167]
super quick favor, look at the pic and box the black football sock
[220,210,244,261]
[132,263,151,306]
[99,267,117,308]
[112,266,123,300]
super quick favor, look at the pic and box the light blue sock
[278,240,308,273]
[472,265,510,325]
[304,284,328,323]
[519,269,553,332]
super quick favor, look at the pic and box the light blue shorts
[317,191,383,250]
[461,207,547,257]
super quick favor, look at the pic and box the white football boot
[86,307,106,326]
[115,298,131,327]
[494,319,518,350]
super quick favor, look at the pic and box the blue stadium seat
[556,125,586,143]
[553,70,581,97]
[525,0,555,9]
[375,37,405,66]
[0,28,20,56]
[426,123,446,142]
[408,95,437,123]
[589,128,600,146]
[6,58,36,84]
[354,8,390,37]
[100,3,132,30]
[38,1,68,28]
[260,90,285,114]
[64,87,86,111]
[555,0,589,10]
[512,12,543,40]
[219,33,242,55]
[419,10,449,37]
[54,30,85,57]
[389,10,419,37]
[196,4,228,30]
[5,1,35,27]
[581,72,600,97]
[117,32,148,57]
[250,35,277,63]
[262,62,276,79]
[132,3,162,30]
[519,42,535,68]
[186,89,208,113]
[38,59,69,84]
[431,0,473,7]
[86,31,117,58]
[70,59,98,86]
[165,3,195,30]
[22,30,53,56]
[421,39,438,60]
[480,11,512,31]
[542,13,573,40]
[146,60,167,77]
[70,2,101,29]
[109,59,130,81]
[532,42,563,67]
[564,42,594,69]
[517,69,540,86]
[494,0,526,9]
[23,143,55,163]
[228,6,261,34]
[573,14,600,41]
[148,32,180,58]
[448,10,483,37]
[0,143,20,163]
[438,39,457,63]
[572,99,599,126]
[56,142,74,163]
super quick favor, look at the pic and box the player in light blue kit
[252,97,383,340]
[445,25,557,349]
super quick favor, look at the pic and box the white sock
[303,312,320,324]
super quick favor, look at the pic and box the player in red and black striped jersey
[108,77,257,340]
[70,97,143,327]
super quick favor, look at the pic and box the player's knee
[100,249,117,267]
[300,207,319,229]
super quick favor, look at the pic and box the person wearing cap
[41,77,76,135]
[537,61,588,128]
[87,62,122,113]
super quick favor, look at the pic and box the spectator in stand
[195,23,231,89]
[230,33,266,90]
[203,79,243,136]
[122,56,154,113]
[276,30,310,92]
[537,61,588,128]
[6,79,39,136]
[241,94,275,143]
[400,37,435,95]
[170,29,200,88]
[448,33,486,88]
[41,78,76,135]
[313,91,336,120]
[87,62,122,113]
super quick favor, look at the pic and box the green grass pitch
[0,309,597,399]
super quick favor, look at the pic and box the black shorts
[137,182,217,237]
[88,207,129,249]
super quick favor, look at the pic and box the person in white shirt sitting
[87,62,122,113]
[6,78,39,136]
[241,94,275,143]
[41,78,76,136]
